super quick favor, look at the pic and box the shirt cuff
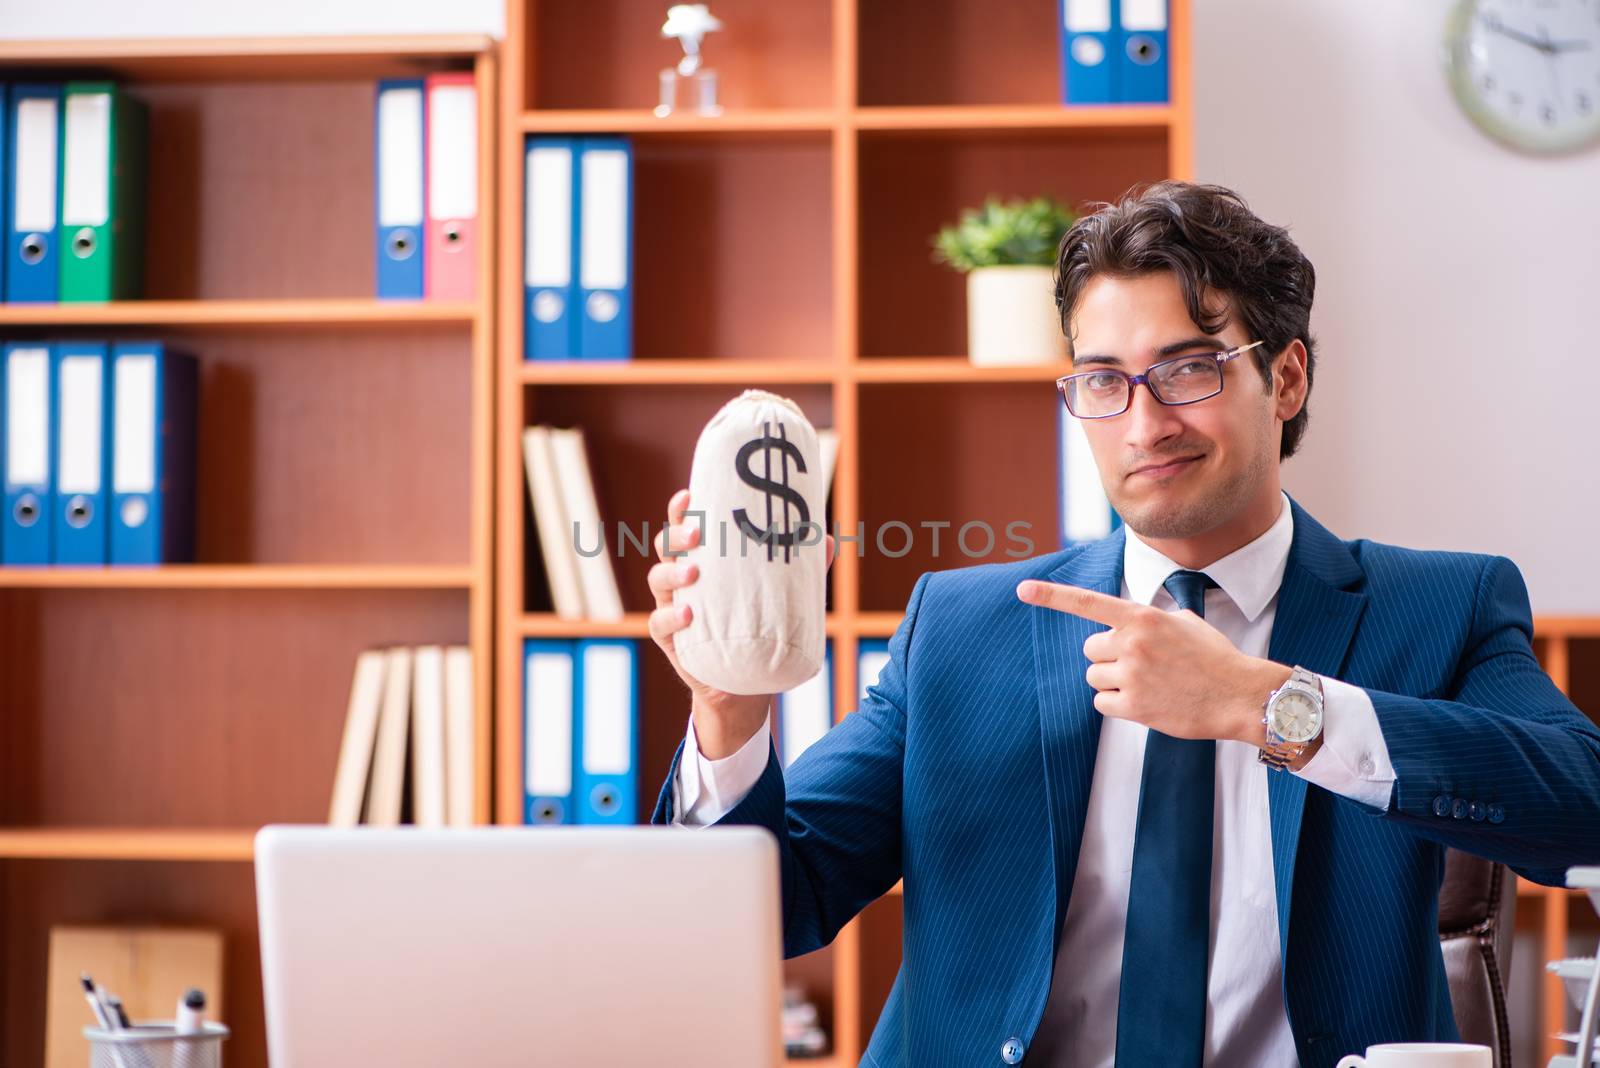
[1293,676,1397,811]
[673,712,772,827]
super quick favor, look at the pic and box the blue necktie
[1114,569,1218,1067]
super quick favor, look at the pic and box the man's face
[1067,271,1284,541]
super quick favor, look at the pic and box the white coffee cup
[1336,1043,1491,1068]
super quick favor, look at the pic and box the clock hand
[1538,23,1569,116]
[1533,20,1593,55]
[1482,14,1559,54]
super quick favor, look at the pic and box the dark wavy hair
[1054,180,1318,460]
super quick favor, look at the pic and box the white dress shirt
[671,490,1397,1066]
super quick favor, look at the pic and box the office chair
[1439,850,1517,1067]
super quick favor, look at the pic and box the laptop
[255,825,784,1067]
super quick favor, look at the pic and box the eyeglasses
[1056,340,1266,419]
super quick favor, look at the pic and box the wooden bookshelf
[495,0,1192,1062]
[0,35,497,1068]
[495,3,1600,1064]
[1527,626,1600,1065]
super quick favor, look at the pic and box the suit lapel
[1033,529,1125,947]
[1264,497,1368,958]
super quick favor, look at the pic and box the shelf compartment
[855,892,904,1052]
[0,329,473,566]
[858,0,1067,107]
[524,0,833,111]
[138,326,471,567]
[0,587,467,829]
[857,130,1167,360]
[623,136,835,361]
[857,381,1059,613]
[520,383,835,614]
[1568,638,1600,730]
[0,861,267,1068]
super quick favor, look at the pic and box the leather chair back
[1438,850,1517,1067]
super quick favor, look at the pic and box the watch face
[1271,690,1322,744]
[1444,0,1600,154]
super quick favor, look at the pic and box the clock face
[1444,0,1600,153]
[1270,690,1322,744]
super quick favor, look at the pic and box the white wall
[0,0,502,40]
[1194,0,1600,614]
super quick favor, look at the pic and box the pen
[81,975,135,1068]
[92,983,121,1031]
[108,994,132,1030]
[79,974,113,1030]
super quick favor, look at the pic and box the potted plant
[932,195,1076,366]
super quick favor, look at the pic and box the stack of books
[328,646,476,828]
[522,424,625,621]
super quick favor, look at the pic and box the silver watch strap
[1258,667,1322,771]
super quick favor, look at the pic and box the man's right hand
[647,488,836,761]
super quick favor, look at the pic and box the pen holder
[85,1022,229,1068]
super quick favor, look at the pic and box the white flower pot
[966,265,1068,366]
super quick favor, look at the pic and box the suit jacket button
[1432,794,1452,817]
[1451,798,1469,820]
[1488,803,1505,823]
[1469,801,1487,821]
[1001,1038,1025,1064]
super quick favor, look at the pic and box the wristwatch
[1258,665,1325,771]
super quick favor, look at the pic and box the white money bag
[673,389,827,695]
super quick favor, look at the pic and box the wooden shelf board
[1517,876,1590,899]
[520,105,1170,137]
[0,565,476,590]
[854,613,904,638]
[855,358,1074,383]
[0,827,256,862]
[518,358,1078,385]
[1535,617,1600,639]
[0,35,493,80]
[854,104,1174,134]
[522,109,839,136]
[519,613,847,638]
[520,359,839,385]
[0,298,478,329]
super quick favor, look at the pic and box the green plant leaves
[931,195,1077,273]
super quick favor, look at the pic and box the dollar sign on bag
[733,420,810,563]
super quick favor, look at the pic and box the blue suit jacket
[651,496,1600,1067]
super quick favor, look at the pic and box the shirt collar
[1121,490,1293,622]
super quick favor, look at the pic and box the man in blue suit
[644,180,1600,1066]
